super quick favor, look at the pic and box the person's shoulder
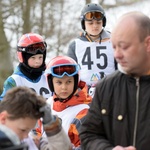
[78,32,88,41]
[47,96,54,105]
[97,70,121,85]
[103,29,111,34]
[101,29,111,39]
[69,33,87,42]
[68,32,87,52]
[106,70,121,80]
[4,76,16,85]
[76,107,89,120]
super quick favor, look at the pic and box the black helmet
[0,125,28,150]
[80,3,106,30]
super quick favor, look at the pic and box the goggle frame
[84,11,104,21]
[45,64,80,78]
[18,42,46,54]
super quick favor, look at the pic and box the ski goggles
[46,64,80,78]
[84,11,104,21]
[18,42,46,54]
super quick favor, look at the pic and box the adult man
[79,11,150,150]
[0,86,71,150]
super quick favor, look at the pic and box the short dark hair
[0,86,46,120]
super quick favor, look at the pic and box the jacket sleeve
[40,116,72,150]
[68,108,89,150]
[40,129,72,150]
[79,82,114,150]
[67,40,78,63]
[0,77,16,100]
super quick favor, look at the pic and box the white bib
[47,98,89,134]
[75,39,115,86]
[12,74,51,99]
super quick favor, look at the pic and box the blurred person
[67,3,117,97]
[0,124,28,150]
[79,11,150,150]
[45,56,92,149]
[0,86,72,150]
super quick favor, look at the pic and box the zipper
[133,77,140,147]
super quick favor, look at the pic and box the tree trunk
[0,3,13,93]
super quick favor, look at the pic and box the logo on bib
[90,72,106,81]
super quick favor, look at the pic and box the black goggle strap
[18,42,46,54]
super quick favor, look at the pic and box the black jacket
[79,70,150,150]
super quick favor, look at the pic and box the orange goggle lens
[84,12,104,21]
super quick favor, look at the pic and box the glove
[39,103,55,124]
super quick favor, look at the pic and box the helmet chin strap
[54,93,74,102]
[85,31,100,37]
[89,33,100,37]
[85,29,103,43]
[86,28,103,37]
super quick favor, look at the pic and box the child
[0,86,72,150]
[0,33,52,150]
[0,124,28,150]
[0,33,51,100]
[45,56,92,149]
[67,3,117,97]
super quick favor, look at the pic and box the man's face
[111,17,148,76]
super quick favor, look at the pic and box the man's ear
[145,36,150,52]
[0,111,8,124]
